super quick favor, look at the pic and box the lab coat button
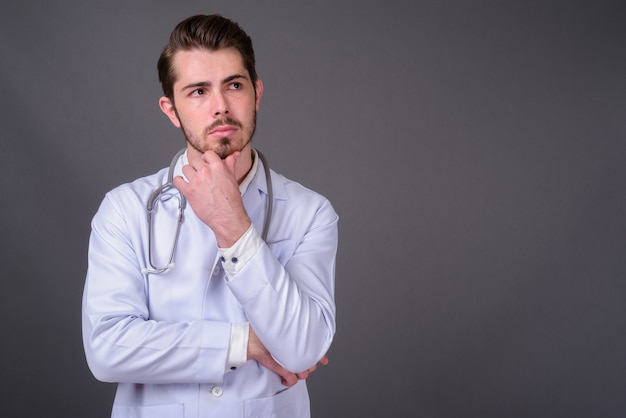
[212,266,221,276]
[210,385,223,397]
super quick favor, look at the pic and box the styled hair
[157,14,257,100]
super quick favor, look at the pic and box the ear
[159,96,181,128]
[254,79,264,111]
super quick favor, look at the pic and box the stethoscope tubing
[142,148,273,274]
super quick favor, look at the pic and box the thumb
[259,356,298,387]
[223,151,241,178]
[277,367,298,387]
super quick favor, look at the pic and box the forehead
[171,47,249,86]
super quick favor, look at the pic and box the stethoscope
[141,147,273,274]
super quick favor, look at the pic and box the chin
[215,140,236,159]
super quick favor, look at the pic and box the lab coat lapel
[242,163,267,233]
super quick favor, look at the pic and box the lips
[209,125,238,138]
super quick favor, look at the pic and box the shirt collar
[238,148,259,196]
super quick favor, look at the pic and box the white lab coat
[82,153,338,418]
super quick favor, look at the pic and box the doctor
[82,14,338,418]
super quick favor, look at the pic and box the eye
[230,82,241,90]
[192,88,205,96]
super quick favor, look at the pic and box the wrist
[215,218,252,248]
[218,224,263,279]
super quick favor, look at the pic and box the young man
[82,15,338,417]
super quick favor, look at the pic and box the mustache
[205,117,243,134]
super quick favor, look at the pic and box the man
[82,14,338,417]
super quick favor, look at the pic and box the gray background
[1,1,624,417]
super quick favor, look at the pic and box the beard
[180,113,257,159]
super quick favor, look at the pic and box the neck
[235,146,254,184]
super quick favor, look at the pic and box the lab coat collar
[245,149,288,205]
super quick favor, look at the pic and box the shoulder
[268,169,339,224]
[107,167,168,200]
[96,167,169,218]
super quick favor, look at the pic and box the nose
[212,91,229,116]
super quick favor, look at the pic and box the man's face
[160,47,263,159]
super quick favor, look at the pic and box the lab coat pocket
[112,403,184,418]
[266,240,297,265]
[243,384,308,418]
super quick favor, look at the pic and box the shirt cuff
[218,223,263,280]
[226,322,249,372]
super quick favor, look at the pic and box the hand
[295,354,329,380]
[247,327,298,386]
[173,150,251,247]
[247,327,330,386]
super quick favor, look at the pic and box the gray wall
[1,1,625,417]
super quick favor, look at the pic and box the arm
[227,203,338,372]
[247,327,330,386]
[174,150,338,373]
[82,182,332,385]
[82,192,232,384]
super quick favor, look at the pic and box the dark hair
[157,14,257,100]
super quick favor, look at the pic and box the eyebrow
[180,74,249,92]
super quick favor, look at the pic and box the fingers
[248,328,330,386]
[198,150,240,176]
[262,355,329,385]
[172,149,240,202]
[172,156,203,193]
[295,365,315,380]
[183,149,239,173]
[270,363,298,387]
[280,370,298,387]
[294,355,329,380]
[248,328,298,387]
[262,358,298,387]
